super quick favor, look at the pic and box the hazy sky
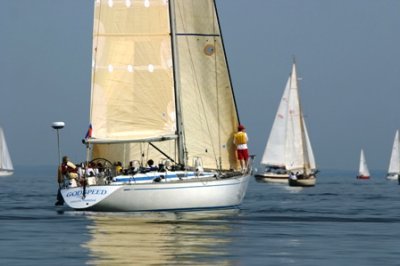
[0,0,399,172]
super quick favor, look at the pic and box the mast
[169,0,186,166]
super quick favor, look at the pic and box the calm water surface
[1,166,399,265]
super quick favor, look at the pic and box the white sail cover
[90,0,239,169]
[261,78,290,167]
[388,130,400,174]
[0,128,13,172]
[359,149,370,176]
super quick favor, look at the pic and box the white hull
[0,170,13,177]
[288,175,316,187]
[61,174,251,212]
[386,173,399,180]
[254,172,288,184]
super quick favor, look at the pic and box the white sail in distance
[359,149,370,176]
[388,130,400,174]
[260,78,290,167]
[0,128,13,173]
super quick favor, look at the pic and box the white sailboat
[386,130,399,180]
[60,0,252,211]
[255,78,290,184]
[255,62,317,186]
[0,127,13,177]
[357,149,370,179]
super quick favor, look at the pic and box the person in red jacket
[233,124,249,172]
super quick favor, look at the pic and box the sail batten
[95,33,169,37]
[86,135,178,144]
[176,33,220,36]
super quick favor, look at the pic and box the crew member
[61,156,78,186]
[233,124,249,172]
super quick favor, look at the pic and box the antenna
[51,121,65,167]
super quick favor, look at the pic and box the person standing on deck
[233,124,249,172]
[55,156,78,206]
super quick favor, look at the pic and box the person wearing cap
[233,124,249,172]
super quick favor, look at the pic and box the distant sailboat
[255,61,317,187]
[357,149,370,179]
[254,78,291,184]
[0,127,13,176]
[386,130,399,180]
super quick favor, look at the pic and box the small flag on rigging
[85,124,92,139]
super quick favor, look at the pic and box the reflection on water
[281,186,304,193]
[82,210,239,265]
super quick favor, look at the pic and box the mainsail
[359,149,370,176]
[260,78,290,167]
[88,0,239,170]
[388,130,400,174]
[0,128,13,172]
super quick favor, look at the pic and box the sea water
[0,166,399,265]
